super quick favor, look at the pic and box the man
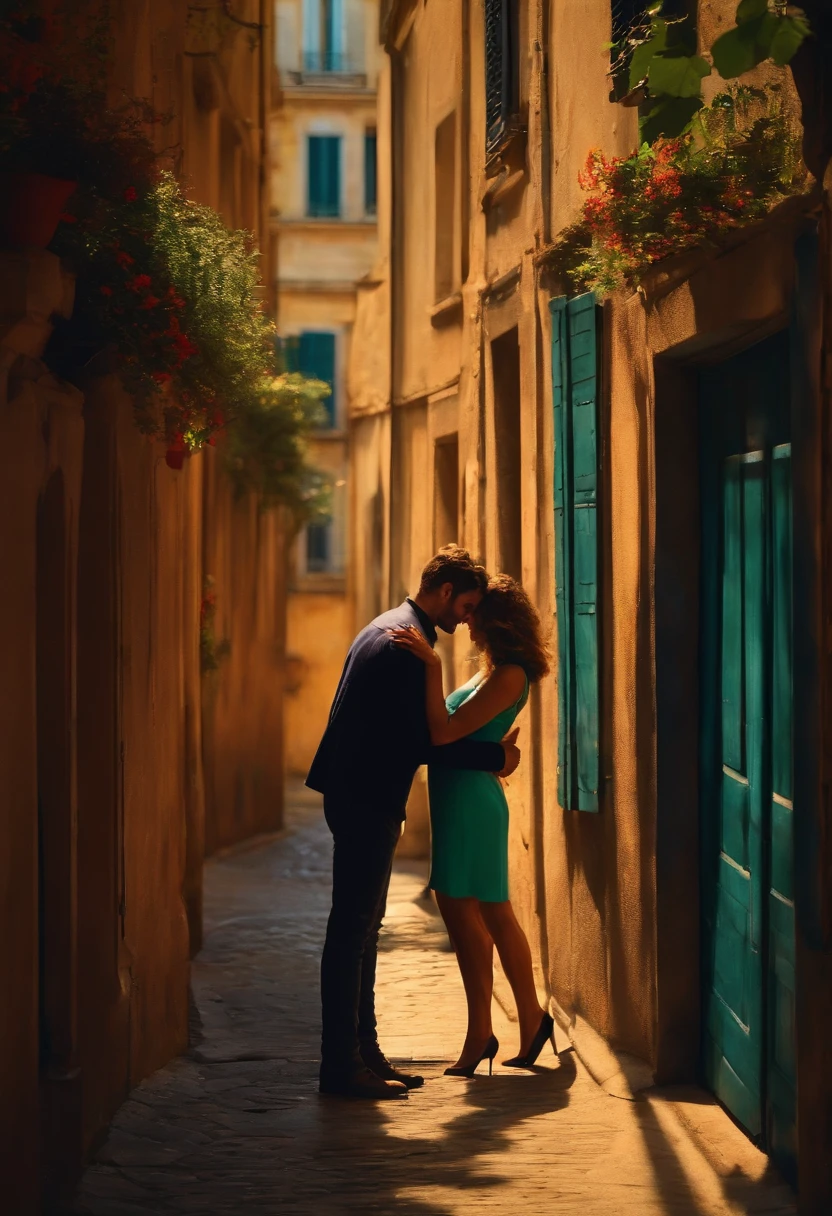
[307,546,521,1100]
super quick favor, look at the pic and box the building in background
[352,0,832,1207]
[272,0,381,774]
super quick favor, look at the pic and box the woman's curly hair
[474,574,551,683]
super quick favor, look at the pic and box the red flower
[124,186,138,202]
[126,274,152,292]
[116,250,135,268]
[173,332,199,360]
[152,371,172,384]
[59,212,77,224]
[99,285,113,296]
[141,294,161,310]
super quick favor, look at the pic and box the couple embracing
[307,546,555,1100]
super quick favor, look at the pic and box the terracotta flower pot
[165,446,187,471]
[0,171,77,250]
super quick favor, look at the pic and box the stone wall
[0,1,287,1207]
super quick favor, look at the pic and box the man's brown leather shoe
[319,1066,409,1100]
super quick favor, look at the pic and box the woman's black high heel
[444,1034,499,1077]
[502,1012,556,1068]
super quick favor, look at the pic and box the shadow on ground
[73,789,795,1216]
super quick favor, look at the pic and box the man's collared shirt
[406,597,438,647]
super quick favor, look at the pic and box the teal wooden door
[699,332,796,1182]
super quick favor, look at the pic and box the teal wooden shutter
[550,293,600,812]
[299,331,336,426]
[569,295,600,811]
[551,298,572,809]
[307,136,341,217]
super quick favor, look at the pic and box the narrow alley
[74,788,797,1216]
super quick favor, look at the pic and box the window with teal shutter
[299,331,336,427]
[551,293,601,812]
[307,135,341,217]
[364,130,377,216]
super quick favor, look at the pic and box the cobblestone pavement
[75,787,796,1216]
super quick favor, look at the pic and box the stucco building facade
[272,0,381,774]
[349,0,832,1209]
[0,3,285,1209]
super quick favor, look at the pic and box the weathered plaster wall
[0,253,84,1212]
[1,4,281,1207]
[202,451,288,854]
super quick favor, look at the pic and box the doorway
[698,330,796,1182]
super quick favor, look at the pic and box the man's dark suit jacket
[306,599,505,815]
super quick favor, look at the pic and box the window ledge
[485,120,527,176]
[429,292,463,326]
[481,165,526,213]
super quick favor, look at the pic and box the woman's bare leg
[435,892,495,1067]
[478,900,546,1056]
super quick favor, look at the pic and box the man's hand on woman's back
[497,727,521,778]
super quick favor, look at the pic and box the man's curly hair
[474,574,551,683]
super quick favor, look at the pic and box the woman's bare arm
[388,626,526,744]
[431,665,525,743]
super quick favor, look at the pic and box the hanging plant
[542,86,808,298]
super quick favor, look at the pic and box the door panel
[699,333,795,1174]
[767,443,796,1178]
[704,453,766,1136]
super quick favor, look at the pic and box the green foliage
[1,2,324,520]
[547,87,806,298]
[619,2,811,144]
[49,171,329,519]
[223,372,332,523]
[711,2,811,76]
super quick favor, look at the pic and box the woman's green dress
[427,671,529,902]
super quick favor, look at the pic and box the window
[302,0,346,72]
[306,523,331,572]
[433,435,459,550]
[298,331,337,427]
[609,1,690,97]
[307,135,341,218]
[491,328,521,582]
[434,112,456,302]
[302,475,346,576]
[550,294,601,813]
[484,0,520,157]
[364,129,377,216]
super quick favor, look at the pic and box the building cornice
[278,85,377,104]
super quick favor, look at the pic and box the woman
[390,574,554,1076]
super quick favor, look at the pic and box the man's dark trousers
[319,796,403,1080]
[308,599,505,1082]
